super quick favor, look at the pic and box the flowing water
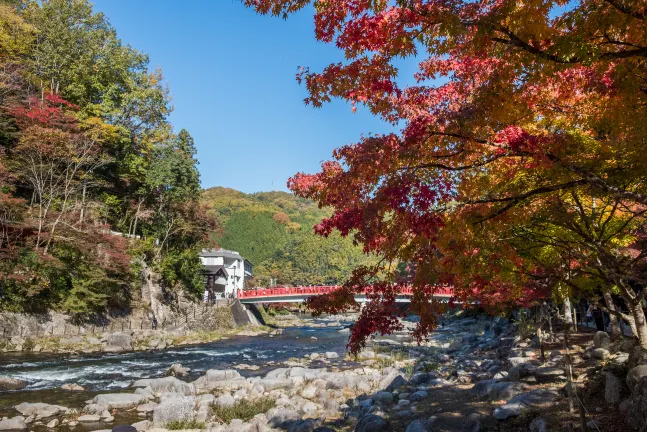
[0,323,352,413]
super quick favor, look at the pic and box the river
[0,322,353,414]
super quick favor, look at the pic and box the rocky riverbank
[1,313,646,431]
[0,301,269,356]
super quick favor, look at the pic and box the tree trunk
[629,301,647,349]
[563,297,574,330]
[602,291,622,339]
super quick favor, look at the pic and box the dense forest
[0,0,216,314]
[202,187,377,287]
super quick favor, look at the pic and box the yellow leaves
[77,116,120,143]
[0,4,34,60]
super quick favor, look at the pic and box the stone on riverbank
[61,383,84,391]
[0,376,25,391]
[91,393,149,410]
[493,388,560,420]
[0,416,27,431]
[132,376,195,396]
[152,395,196,427]
[14,402,68,419]
[355,414,389,432]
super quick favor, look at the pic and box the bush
[211,397,276,423]
[166,420,205,430]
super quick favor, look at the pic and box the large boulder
[260,378,294,391]
[605,371,628,404]
[0,376,25,391]
[168,364,190,377]
[404,419,429,432]
[355,414,389,432]
[471,379,527,401]
[132,377,195,396]
[192,369,243,392]
[14,403,68,419]
[628,346,647,371]
[92,393,149,410]
[592,348,610,360]
[627,365,647,392]
[102,332,132,352]
[152,394,196,427]
[0,416,27,431]
[371,391,394,404]
[493,388,560,420]
[593,331,611,349]
[267,408,300,428]
[385,376,408,392]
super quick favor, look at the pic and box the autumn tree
[245,0,647,350]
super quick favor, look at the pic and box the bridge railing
[237,285,454,299]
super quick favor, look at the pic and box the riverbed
[0,322,353,413]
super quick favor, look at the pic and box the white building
[200,248,252,300]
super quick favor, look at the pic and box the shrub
[166,420,205,430]
[211,397,276,423]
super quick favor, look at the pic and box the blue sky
[91,0,398,193]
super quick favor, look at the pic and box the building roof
[203,265,228,276]
[244,258,254,267]
[201,248,244,260]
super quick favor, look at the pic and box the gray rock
[385,376,407,392]
[152,395,196,426]
[14,403,68,419]
[46,419,59,429]
[132,376,195,396]
[409,391,429,402]
[529,418,547,432]
[471,379,527,401]
[409,373,432,385]
[593,331,611,349]
[288,418,321,432]
[592,348,610,360]
[267,408,300,428]
[371,391,394,404]
[193,369,245,392]
[605,372,627,404]
[105,332,132,350]
[168,363,190,377]
[61,383,85,392]
[627,364,647,392]
[628,346,647,370]
[325,352,339,359]
[78,415,101,423]
[404,419,428,432]
[354,414,389,432]
[91,393,149,410]
[215,394,236,408]
[493,388,560,420]
[131,420,151,431]
[0,416,27,431]
[0,376,25,391]
[260,377,294,391]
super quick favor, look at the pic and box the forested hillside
[0,0,215,314]
[202,187,377,287]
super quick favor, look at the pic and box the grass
[166,420,205,430]
[211,397,276,423]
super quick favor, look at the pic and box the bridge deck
[237,285,454,303]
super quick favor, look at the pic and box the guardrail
[237,285,454,299]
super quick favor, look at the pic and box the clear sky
[91,0,398,194]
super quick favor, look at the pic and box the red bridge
[237,285,454,304]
